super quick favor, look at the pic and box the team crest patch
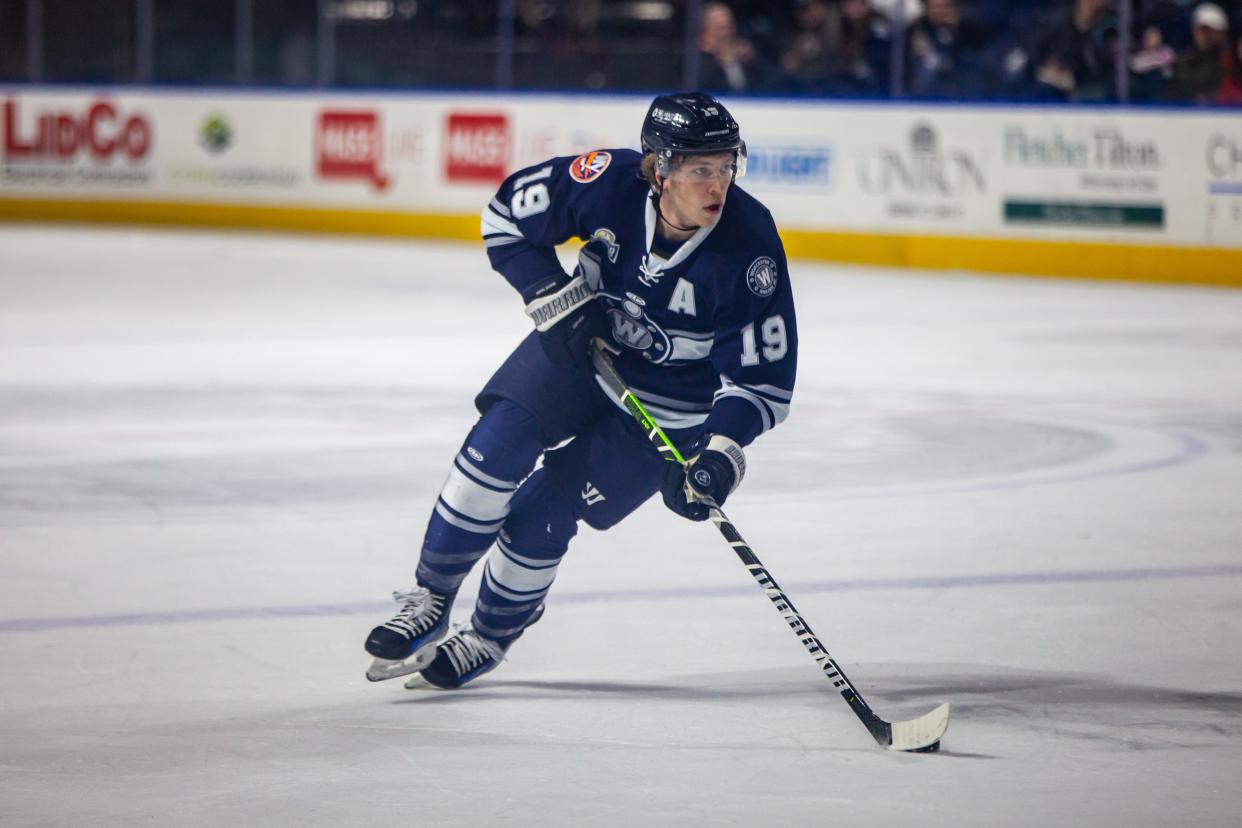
[570,150,612,183]
[591,227,621,263]
[745,256,779,298]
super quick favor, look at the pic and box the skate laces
[392,585,442,618]
[382,587,445,636]
[442,623,506,675]
[391,587,432,611]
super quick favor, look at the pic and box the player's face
[662,152,736,230]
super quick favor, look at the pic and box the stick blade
[887,702,950,752]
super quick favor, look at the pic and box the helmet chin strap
[650,180,699,234]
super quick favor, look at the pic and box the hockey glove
[522,242,608,369]
[661,435,747,522]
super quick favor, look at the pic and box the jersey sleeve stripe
[481,205,523,239]
[484,236,523,248]
[713,387,789,431]
[715,392,770,434]
[488,197,512,218]
[741,382,794,402]
[714,390,774,432]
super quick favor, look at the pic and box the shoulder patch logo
[746,256,779,298]
[570,150,612,183]
[590,227,621,263]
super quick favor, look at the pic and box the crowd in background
[695,0,1242,103]
[3,0,1240,103]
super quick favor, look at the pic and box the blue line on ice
[4,563,1241,633]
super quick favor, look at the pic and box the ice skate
[364,587,455,682]
[406,604,544,690]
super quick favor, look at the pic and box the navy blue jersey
[482,148,797,448]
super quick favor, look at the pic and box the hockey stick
[590,345,949,752]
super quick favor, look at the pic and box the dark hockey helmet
[640,91,747,181]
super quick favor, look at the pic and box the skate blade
[365,648,438,683]
[402,673,456,691]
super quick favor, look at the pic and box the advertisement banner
[2,88,1240,254]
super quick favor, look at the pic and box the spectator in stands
[1137,0,1195,51]
[903,0,989,98]
[779,0,890,95]
[546,0,613,90]
[1218,28,1242,103]
[831,0,894,95]
[1030,0,1118,101]
[1163,3,1233,102]
[780,0,835,93]
[727,0,793,70]
[698,1,774,93]
[1129,22,1178,100]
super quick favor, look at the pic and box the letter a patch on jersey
[668,277,697,316]
[570,151,612,184]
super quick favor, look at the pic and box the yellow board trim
[2,197,1239,287]
[779,229,1242,288]
[0,197,482,242]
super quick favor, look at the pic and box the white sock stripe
[483,566,554,603]
[485,552,559,595]
[434,501,506,534]
[496,537,560,570]
[454,453,518,491]
[440,465,512,525]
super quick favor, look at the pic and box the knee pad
[461,399,545,482]
[500,469,580,559]
[436,400,545,535]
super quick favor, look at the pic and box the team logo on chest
[570,151,612,183]
[605,296,672,363]
[746,256,779,298]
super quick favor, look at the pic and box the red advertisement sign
[444,113,510,184]
[316,110,389,190]
[2,98,152,161]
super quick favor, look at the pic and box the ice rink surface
[2,225,1240,827]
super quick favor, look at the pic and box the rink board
[1,88,1240,286]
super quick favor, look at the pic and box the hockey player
[364,91,798,689]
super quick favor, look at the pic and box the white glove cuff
[524,275,595,332]
[705,433,746,494]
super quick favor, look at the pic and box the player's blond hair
[641,151,689,191]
